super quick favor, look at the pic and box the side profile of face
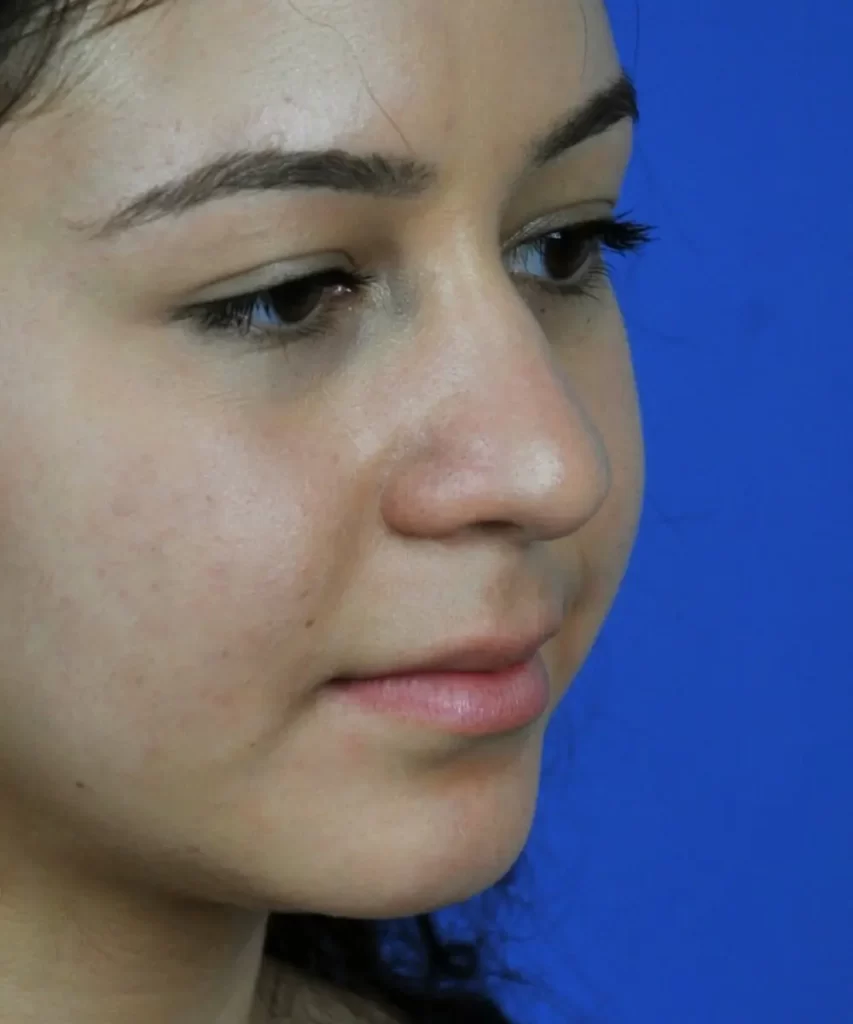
[0,0,643,945]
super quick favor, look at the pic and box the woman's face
[0,0,643,919]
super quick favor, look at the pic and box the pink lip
[324,653,551,736]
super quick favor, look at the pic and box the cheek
[0,385,359,784]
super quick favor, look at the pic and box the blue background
[441,3,853,1022]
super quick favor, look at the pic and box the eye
[504,216,652,295]
[179,268,372,341]
[506,229,595,288]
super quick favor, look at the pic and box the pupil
[544,233,589,280]
[269,278,327,324]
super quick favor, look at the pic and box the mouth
[323,623,561,737]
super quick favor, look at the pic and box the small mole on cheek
[304,618,316,629]
[75,781,86,790]
[219,648,231,661]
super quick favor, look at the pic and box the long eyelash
[597,215,655,253]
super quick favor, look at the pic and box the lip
[324,653,553,736]
[322,620,562,736]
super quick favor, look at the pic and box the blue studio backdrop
[436,3,853,1023]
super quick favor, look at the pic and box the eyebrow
[90,72,638,238]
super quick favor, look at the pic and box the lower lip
[324,654,551,737]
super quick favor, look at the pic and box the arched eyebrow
[85,72,637,239]
[530,71,638,166]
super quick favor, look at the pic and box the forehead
[10,0,621,233]
[59,3,614,157]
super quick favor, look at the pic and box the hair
[0,3,547,1021]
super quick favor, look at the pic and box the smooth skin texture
[0,0,644,1021]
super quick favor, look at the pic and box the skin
[0,0,644,1021]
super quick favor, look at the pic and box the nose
[380,264,612,544]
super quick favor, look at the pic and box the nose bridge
[380,256,611,542]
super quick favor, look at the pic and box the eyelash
[178,215,652,348]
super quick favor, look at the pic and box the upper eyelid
[185,253,355,304]
[502,204,616,249]
[185,211,615,305]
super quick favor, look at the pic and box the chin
[273,780,539,920]
[289,845,531,921]
[191,726,547,920]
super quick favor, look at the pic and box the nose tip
[380,348,612,544]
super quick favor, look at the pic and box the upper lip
[336,620,563,680]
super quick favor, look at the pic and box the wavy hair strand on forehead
[0,0,165,122]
